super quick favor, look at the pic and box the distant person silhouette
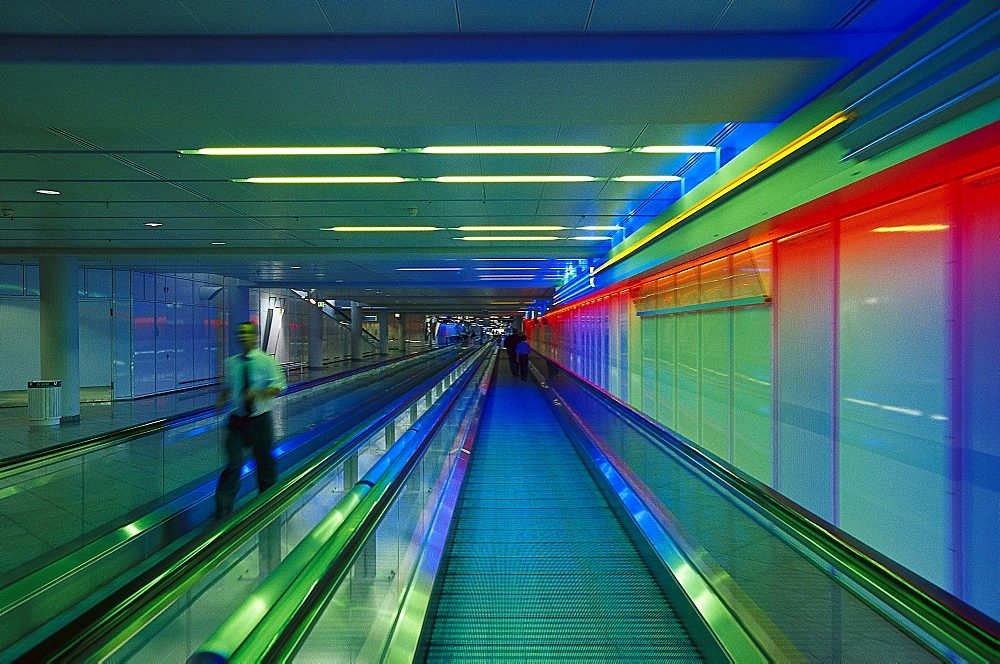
[213,322,286,520]
[515,336,532,381]
[503,330,523,376]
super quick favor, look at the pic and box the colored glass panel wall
[675,313,701,442]
[775,225,836,521]
[656,314,677,429]
[700,309,732,460]
[732,305,773,483]
[958,168,1000,614]
[838,188,950,588]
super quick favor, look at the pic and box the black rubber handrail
[539,354,1000,663]
[0,346,447,479]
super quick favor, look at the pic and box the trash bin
[28,380,62,426]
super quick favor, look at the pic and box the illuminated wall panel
[732,305,772,483]
[958,168,1000,614]
[656,314,677,429]
[700,309,732,460]
[838,188,950,587]
[640,317,657,416]
[675,313,700,442]
[775,226,836,520]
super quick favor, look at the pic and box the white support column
[350,301,363,361]
[225,283,251,356]
[377,309,389,355]
[308,302,323,368]
[39,256,80,422]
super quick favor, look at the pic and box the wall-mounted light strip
[235,175,681,184]
[593,111,853,276]
[324,226,440,231]
[872,224,949,232]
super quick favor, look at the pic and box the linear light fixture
[422,146,612,154]
[872,224,949,232]
[456,225,565,231]
[478,276,536,280]
[238,176,406,183]
[491,301,526,304]
[35,189,61,195]
[395,267,463,271]
[324,226,440,231]
[184,147,387,155]
[435,176,595,183]
[638,146,717,153]
[579,225,623,230]
[458,236,559,241]
[594,111,853,276]
[470,258,546,261]
[571,236,613,241]
[614,175,682,182]
[474,267,540,270]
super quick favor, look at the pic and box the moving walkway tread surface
[420,368,704,662]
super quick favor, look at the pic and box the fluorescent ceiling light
[187,147,386,155]
[614,175,682,182]
[457,225,565,231]
[239,176,406,183]
[144,222,162,227]
[435,176,595,183]
[570,236,612,241]
[458,236,559,241]
[212,242,226,245]
[638,146,716,153]
[324,226,440,231]
[478,276,535,280]
[395,267,463,271]
[491,302,526,304]
[474,267,540,270]
[35,189,61,195]
[422,146,611,154]
[872,224,949,233]
[578,225,623,230]
[470,258,546,261]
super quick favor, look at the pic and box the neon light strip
[594,111,853,276]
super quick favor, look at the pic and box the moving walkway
[6,347,999,662]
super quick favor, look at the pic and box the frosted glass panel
[838,188,949,587]
[640,318,657,416]
[675,313,700,441]
[655,315,676,429]
[699,310,731,460]
[733,305,772,483]
[775,225,835,520]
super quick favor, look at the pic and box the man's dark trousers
[215,411,277,517]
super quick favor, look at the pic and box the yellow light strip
[456,225,565,231]
[240,176,406,184]
[435,175,595,183]
[872,224,949,233]
[189,147,386,155]
[594,111,853,276]
[324,226,440,231]
[423,146,612,154]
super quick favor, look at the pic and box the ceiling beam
[0,32,895,65]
